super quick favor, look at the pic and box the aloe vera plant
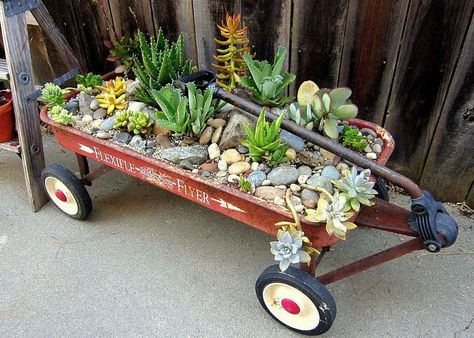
[242,110,289,167]
[134,30,193,107]
[187,82,217,136]
[240,47,295,107]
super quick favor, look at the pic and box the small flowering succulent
[306,191,357,240]
[49,105,74,125]
[270,229,311,272]
[332,167,377,212]
[127,111,154,135]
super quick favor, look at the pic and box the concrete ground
[0,135,473,338]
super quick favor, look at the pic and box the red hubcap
[55,189,68,202]
[281,298,300,315]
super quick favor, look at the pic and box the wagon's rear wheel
[256,265,336,335]
[41,164,92,220]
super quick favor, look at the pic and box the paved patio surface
[0,135,473,337]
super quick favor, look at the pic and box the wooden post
[0,4,48,211]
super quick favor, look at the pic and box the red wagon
[39,93,458,335]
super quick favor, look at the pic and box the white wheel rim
[263,282,320,331]
[44,176,79,215]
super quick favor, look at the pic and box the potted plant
[0,90,14,142]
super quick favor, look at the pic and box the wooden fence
[26,0,474,205]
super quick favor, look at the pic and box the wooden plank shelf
[0,138,21,154]
[0,58,8,80]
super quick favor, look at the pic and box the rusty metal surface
[40,108,341,247]
[317,238,424,285]
[215,88,423,199]
[356,197,419,237]
[81,165,113,184]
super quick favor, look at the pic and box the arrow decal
[211,198,246,213]
[78,143,94,154]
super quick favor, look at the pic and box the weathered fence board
[383,0,473,183]
[420,15,474,202]
[339,0,409,125]
[109,0,154,36]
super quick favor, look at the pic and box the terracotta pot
[0,91,14,142]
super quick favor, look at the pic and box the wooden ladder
[0,0,83,211]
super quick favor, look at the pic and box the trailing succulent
[76,72,102,93]
[242,110,289,167]
[296,81,358,139]
[340,125,368,151]
[240,47,295,107]
[41,83,66,108]
[49,105,74,125]
[96,77,127,114]
[152,83,217,137]
[134,29,193,107]
[332,167,377,212]
[213,13,251,92]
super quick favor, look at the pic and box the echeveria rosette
[306,191,357,240]
[270,229,311,272]
[332,167,378,212]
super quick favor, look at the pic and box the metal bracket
[25,67,79,103]
[3,0,40,17]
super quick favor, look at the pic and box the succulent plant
[242,110,289,167]
[270,230,312,272]
[127,111,154,135]
[49,105,74,125]
[340,125,368,151]
[240,47,295,107]
[42,83,66,108]
[332,167,377,212]
[287,102,314,129]
[306,190,357,240]
[113,110,132,130]
[105,32,140,75]
[134,29,193,107]
[187,82,217,136]
[76,72,103,93]
[96,77,127,115]
[152,85,189,135]
[239,176,253,193]
[212,13,251,92]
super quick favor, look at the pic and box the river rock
[64,99,79,115]
[321,166,340,180]
[360,128,377,138]
[228,161,251,175]
[237,144,249,154]
[221,149,243,164]
[199,126,213,144]
[90,99,100,111]
[255,186,286,201]
[113,132,132,144]
[320,149,335,162]
[306,175,333,194]
[267,166,299,186]
[290,184,301,192]
[298,166,313,176]
[125,79,140,95]
[153,125,171,136]
[130,135,143,148]
[128,101,146,113]
[298,175,309,185]
[100,116,115,131]
[227,174,240,183]
[290,195,302,206]
[295,204,305,213]
[155,135,171,148]
[280,129,305,152]
[179,160,194,170]
[208,118,226,128]
[82,115,93,123]
[372,143,382,154]
[217,159,227,171]
[285,148,297,161]
[273,196,286,207]
[297,150,324,167]
[211,126,222,143]
[374,138,384,147]
[96,131,110,139]
[208,143,220,160]
[301,189,319,208]
[160,145,209,165]
[199,162,218,172]
[91,119,103,129]
[261,179,271,186]
[366,152,377,160]
[93,108,106,120]
[78,92,93,113]
[247,170,266,187]
[219,111,256,150]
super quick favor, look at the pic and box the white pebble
[273,196,286,207]
[217,159,228,171]
[208,143,221,160]
[298,175,309,185]
[192,169,199,174]
[290,184,301,192]
[261,179,271,186]
[216,170,227,177]
[82,115,93,123]
[295,204,305,213]
[275,185,287,190]
[366,152,377,160]
[227,174,240,183]
[251,162,260,171]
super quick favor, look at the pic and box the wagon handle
[176,71,423,198]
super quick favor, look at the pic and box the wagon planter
[38,71,458,335]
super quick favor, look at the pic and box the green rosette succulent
[113,110,132,130]
[340,125,368,151]
[49,105,74,125]
[42,83,66,108]
[332,167,378,212]
[127,111,154,135]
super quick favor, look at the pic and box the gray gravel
[0,135,473,338]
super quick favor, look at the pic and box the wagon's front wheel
[256,265,336,335]
[41,164,92,220]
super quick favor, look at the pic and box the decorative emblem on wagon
[78,143,94,154]
[211,198,246,213]
[139,167,176,189]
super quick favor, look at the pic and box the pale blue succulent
[270,230,311,271]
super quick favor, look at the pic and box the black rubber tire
[256,265,337,335]
[41,164,92,220]
[374,177,390,202]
